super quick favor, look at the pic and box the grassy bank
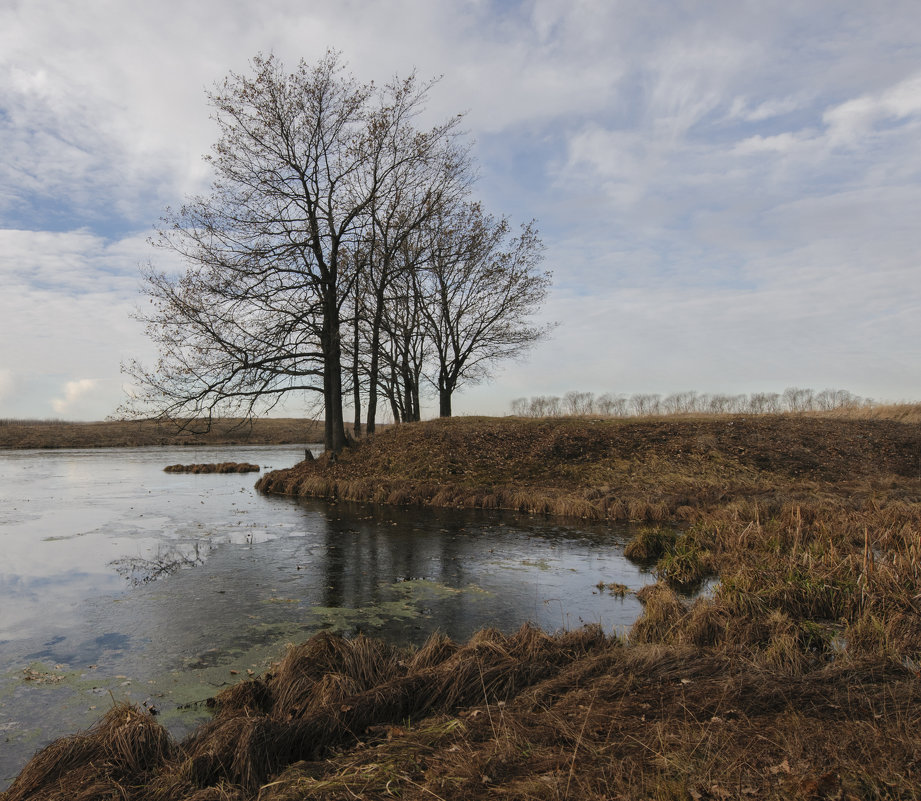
[5,627,920,800]
[6,413,921,799]
[0,418,324,449]
[256,414,921,521]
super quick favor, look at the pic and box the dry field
[0,418,324,449]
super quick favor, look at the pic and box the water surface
[0,445,654,787]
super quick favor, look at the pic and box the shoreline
[5,413,921,799]
[256,414,921,520]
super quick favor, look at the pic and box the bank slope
[256,415,921,520]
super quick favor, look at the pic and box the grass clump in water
[163,462,260,474]
[623,525,677,561]
[655,531,714,590]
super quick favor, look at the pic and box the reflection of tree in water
[111,543,208,584]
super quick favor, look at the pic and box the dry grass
[7,412,921,798]
[623,526,677,561]
[257,414,921,522]
[829,401,921,424]
[2,704,173,801]
[0,418,325,449]
[163,462,261,474]
[7,628,921,801]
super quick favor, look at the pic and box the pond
[0,445,656,787]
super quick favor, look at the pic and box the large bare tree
[122,53,464,451]
[123,53,553,446]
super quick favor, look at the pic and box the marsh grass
[163,462,261,473]
[623,526,678,561]
[9,629,921,800]
[257,414,921,520]
[8,413,921,798]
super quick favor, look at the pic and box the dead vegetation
[5,625,921,800]
[164,462,261,474]
[6,412,921,798]
[256,413,921,522]
[0,418,324,449]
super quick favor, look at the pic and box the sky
[1,0,920,421]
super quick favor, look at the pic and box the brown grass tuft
[2,704,173,801]
[630,583,686,644]
[163,462,260,474]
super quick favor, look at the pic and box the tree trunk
[365,294,385,435]
[322,299,348,453]
[351,314,362,439]
[410,375,421,422]
[439,386,452,417]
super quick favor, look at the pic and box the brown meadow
[0,417,324,450]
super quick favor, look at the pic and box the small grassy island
[164,462,261,474]
[6,412,921,800]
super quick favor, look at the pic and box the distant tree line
[121,53,551,452]
[510,388,871,418]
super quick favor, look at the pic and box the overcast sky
[2,0,920,421]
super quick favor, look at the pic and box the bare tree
[526,395,562,417]
[122,53,467,452]
[662,391,697,415]
[417,204,553,417]
[563,390,595,416]
[748,392,782,414]
[783,387,815,413]
[630,393,661,416]
[510,397,528,416]
[595,392,623,416]
[376,267,430,423]
[355,121,469,433]
[814,388,858,411]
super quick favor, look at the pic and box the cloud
[728,95,803,122]
[51,378,98,416]
[0,369,14,403]
[731,132,804,155]
[2,0,921,419]
[0,227,159,419]
[823,72,921,147]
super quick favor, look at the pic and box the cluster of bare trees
[121,53,551,452]
[510,388,869,418]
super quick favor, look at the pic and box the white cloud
[0,228,158,419]
[728,95,803,122]
[0,369,14,403]
[732,132,803,155]
[51,378,98,416]
[823,72,921,148]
